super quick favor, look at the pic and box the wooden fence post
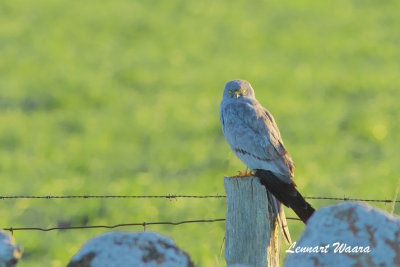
[224,176,280,267]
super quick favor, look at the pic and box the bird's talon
[231,169,254,178]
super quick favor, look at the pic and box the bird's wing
[257,169,315,223]
[262,108,295,176]
[221,100,294,180]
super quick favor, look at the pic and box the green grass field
[1,0,399,266]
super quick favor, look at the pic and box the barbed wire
[304,196,399,203]
[0,194,398,203]
[3,218,226,233]
[2,217,302,234]
[1,194,397,233]
[0,194,226,200]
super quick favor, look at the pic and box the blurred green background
[1,0,399,266]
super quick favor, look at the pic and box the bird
[220,79,315,244]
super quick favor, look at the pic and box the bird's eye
[241,89,246,94]
[228,89,233,94]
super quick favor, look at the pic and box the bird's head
[223,80,255,100]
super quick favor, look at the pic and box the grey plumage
[220,80,294,183]
[220,80,315,244]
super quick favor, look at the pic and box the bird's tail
[255,169,315,224]
[268,193,292,244]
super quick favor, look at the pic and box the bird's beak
[235,90,240,98]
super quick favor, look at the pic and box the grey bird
[220,79,315,244]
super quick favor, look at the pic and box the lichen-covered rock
[284,202,400,267]
[0,230,21,267]
[67,231,194,267]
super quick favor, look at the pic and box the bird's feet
[232,168,254,178]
